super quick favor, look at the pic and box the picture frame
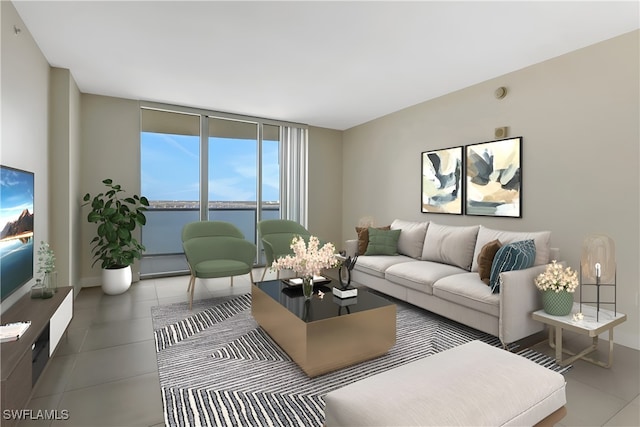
[465,137,522,217]
[421,146,463,215]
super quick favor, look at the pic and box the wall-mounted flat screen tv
[1,165,34,301]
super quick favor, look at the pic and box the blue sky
[0,166,34,228]
[141,132,279,202]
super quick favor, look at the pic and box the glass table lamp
[580,234,616,320]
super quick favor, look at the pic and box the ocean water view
[0,238,34,300]
[142,206,279,256]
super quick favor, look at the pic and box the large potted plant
[83,179,149,295]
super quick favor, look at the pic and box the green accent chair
[182,221,256,309]
[257,219,312,281]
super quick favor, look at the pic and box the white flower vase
[102,266,132,295]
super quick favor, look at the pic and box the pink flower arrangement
[271,235,338,278]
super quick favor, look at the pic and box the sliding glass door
[207,119,281,265]
[140,107,285,277]
[140,110,200,276]
[260,124,281,263]
[207,118,258,240]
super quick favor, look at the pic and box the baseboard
[79,276,101,288]
[79,274,142,289]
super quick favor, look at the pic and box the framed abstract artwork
[465,137,522,217]
[421,146,463,214]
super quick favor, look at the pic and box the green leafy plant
[82,179,149,269]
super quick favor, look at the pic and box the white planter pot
[101,266,132,295]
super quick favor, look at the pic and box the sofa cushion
[432,273,500,317]
[391,219,429,259]
[489,239,536,293]
[385,261,467,295]
[353,255,415,278]
[471,226,551,272]
[365,228,401,256]
[421,223,480,270]
[356,225,390,255]
[477,239,502,285]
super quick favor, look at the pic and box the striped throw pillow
[489,239,536,293]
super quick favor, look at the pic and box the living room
[2,1,639,426]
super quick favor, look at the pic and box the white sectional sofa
[346,219,559,345]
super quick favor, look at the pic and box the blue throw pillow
[489,239,536,293]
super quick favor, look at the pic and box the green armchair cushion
[258,220,314,267]
[262,234,309,264]
[182,222,256,281]
[193,260,253,278]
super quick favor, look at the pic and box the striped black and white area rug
[152,293,570,427]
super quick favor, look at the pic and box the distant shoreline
[0,231,33,243]
[149,201,280,209]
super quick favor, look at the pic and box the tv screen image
[0,165,34,301]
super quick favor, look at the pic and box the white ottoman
[324,340,566,427]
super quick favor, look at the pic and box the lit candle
[595,262,601,279]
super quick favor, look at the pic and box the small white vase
[102,266,132,295]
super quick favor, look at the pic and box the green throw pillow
[489,239,536,293]
[365,228,401,256]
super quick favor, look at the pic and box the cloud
[209,177,254,201]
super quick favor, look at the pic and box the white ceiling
[12,1,640,130]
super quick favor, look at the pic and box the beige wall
[342,30,639,349]
[308,126,343,249]
[50,68,82,296]
[79,94,141,286]
[0,1,50,311]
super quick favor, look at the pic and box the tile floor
[18,271,640,427]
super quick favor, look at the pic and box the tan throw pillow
[478,239,502,285]
[356,225,390,255]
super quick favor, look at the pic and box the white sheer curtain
[279,126,308,227]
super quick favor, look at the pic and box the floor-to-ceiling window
[260,124,282,264]
[140,109,200,277]
[207,118,260,240]
[140,105,302,278]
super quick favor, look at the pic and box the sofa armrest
[499,264,550,344]
[345,239,359,258]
